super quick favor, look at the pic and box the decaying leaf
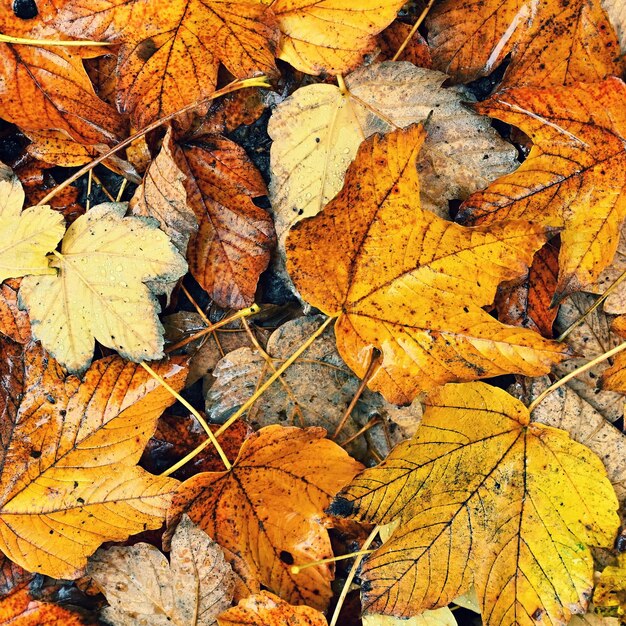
[206,315,417,460]
[0,2,124,145]
[168,425,363,610]
[173,137,274,309]
[286,125,568,404]
[19,202,187,373]
[593,554,626,618]
[426,0,625,87]
[362,607,457,626]
[54,0,279,128]
[329,382,620,625]
[0,338,185,578]
[130,128,197,257]
[269,62,517,247]
[88,515,234,626]
[270,0,404,75]
[217,591,328,626]
[459,78,626,299]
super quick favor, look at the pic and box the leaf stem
[329,525,380,626]
[36,76,271,207]
[391,0,435,62]
[140,362,232,472]
[0,33,112,46]
[527,339,626,413]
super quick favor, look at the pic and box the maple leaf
[269,0,404,75]
[54,0,279,128]
[0,338,185,578]
[217,591,328,626]
[88,515,234,626]
[0,170,65,282]
[19,202,187,374]
[458,78,626,299]
[269,62,517,249]
[0,1,124,145]
[167,425,363,610]
[286,124,568,404]
[329,382,620,625]
[173,136,275,310]
[426,0,625,87]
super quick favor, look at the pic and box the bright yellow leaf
[329,382,620,626]
[19,202,187,373]
[286,125,568,404]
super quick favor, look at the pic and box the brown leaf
[167,425,363,610]
[174,137,275,309]
[218,591,328,626]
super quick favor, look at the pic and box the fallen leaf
[286,125,568,404]
[0,2,124,145]
[206,315,415,460]
[130,128,197,257]
[494,242,560,337]
[0,338,185,578]
[269,62,518,248]
[362,607,457,626]
[0,586,97,625]
[168,425,363,610]
[19,202,188,373]
[173,137,275,309]
[270,0,404,75]
[593,554,626,618]
[426,0,625,87]
[217,590,328,626]
[0,280,31,344]
[88,515,234,626]
[458,78,626,299]
[377,22,432,67]
[0,198,65,283]
[54,0,279,128]
[329,382,620,624]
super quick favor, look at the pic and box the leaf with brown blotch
[130,128,197,258]
[54,0,279,129]
[0,585,98,625]
[167,425,363,610]
[286,125,568,404]
[173,137,275,310]
[88,515,234,626]
[495,242,560,338]
[459,78,626,300]
[329,382,620,625]
[270,0,405,75]
[426,0,625,87]
[19,202,188,374]
[0,280,31,344]
[217,591,328,626]
[0,338,186,579]
[0,3,124,146]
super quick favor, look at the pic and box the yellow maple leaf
[329,382,620,626]
[19,202,187,374]
[286,125,568,404]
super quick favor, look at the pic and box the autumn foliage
[1,1,626,625]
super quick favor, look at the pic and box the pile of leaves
[2,0,626,624]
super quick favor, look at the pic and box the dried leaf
[88,515,234,626]
[329,382,620,624]
[217,591,328,626]
[168,425,363,610]
[426,0,625,87]
[54,0,279,128]
[459,78,626,299]
[269,62,517,248]
[174,138,275,309]
[19,202,187,373]
[286,125,568,404]
[271,0,404,74]
[0,338,185,578]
